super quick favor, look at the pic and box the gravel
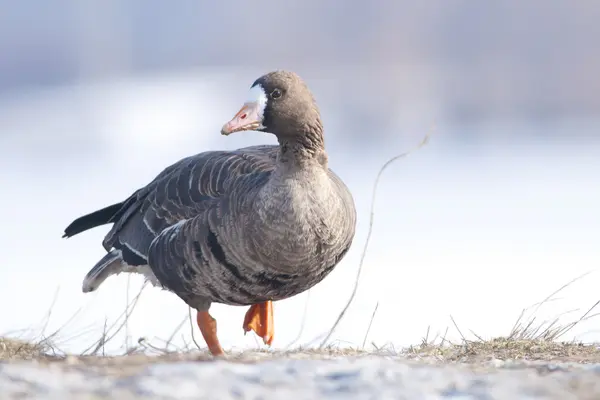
[1,356,599,399]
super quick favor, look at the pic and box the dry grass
[2,333,599,368]
[0,269,599,370]
[3,292,600,365]
[403,338,600,364]
[0,337,51,361]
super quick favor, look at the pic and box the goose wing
[104,145,278,267]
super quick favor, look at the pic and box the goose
[63,70,357,356]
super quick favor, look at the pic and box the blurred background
[1,2,599,354]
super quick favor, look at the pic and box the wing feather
[102,145,278,263]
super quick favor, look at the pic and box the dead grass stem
[319,131,432,348]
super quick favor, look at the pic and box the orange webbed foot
[243,300,274,346]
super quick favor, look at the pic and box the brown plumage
[63,70,357,355]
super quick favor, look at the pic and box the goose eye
[270,89,282,99]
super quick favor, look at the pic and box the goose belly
[209,241,352,306]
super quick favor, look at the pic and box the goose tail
[63,202,124,238]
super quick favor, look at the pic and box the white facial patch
[246,84,268,122]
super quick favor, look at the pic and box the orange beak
[221,101,264,136]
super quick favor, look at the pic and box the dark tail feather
[63,202,124,238]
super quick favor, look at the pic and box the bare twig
[440,326,449,347]
[509,271,595,341]
[188,307,203,351]
[554,299,600,340]
[319,132,431,348]
[32,288,86,356]
[37,286,61,340]
[285,290,312,349]
[80,281,148,355]
[361,302,379,349]
[422,326,431,345]
[469,329,485,343]
[137,337,175,355]
[181,334,192,352]
[450,315,468,344]
[88,319,109,356]
[530,271,592,317]
[125,275,131,351]
[165,314,189,349]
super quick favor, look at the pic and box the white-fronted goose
[63,70,357,356]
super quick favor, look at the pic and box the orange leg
[197,310,224,356]
[243,300,274,346]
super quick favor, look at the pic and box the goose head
[221,70,322,140]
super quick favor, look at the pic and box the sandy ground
[2,339,600,399]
